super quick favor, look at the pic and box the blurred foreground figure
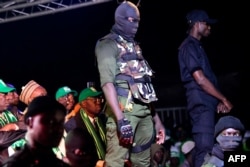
[64,128,100,167]
[1,96,70,167]
[7,80,48,157]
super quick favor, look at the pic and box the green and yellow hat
[0,79,15,93]
[55,86,78,100]
[78,87,102,102]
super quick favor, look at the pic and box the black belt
[131,134,155,153]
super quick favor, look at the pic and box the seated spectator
[64,87,106,161]
[172,124,191,165]
[1,96,70,167]
[0,79,26,165]
[201,115,245,167]
[169,145,180,167]
[56,86,81,122]
[150,143,169,167]
[6,83,24,122]
[55,86,78,116]
[54,86,78,159]
[180,140,195,167]
[242,130,250,151]
[19,80,47,114]
[64,127,100,167]
[0,79,23,130]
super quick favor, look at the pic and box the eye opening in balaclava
[112,1,140,42]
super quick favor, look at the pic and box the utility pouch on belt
[116,74,158,104]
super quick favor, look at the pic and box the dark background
[0,1,246,127]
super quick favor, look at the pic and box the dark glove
[117,118,133,140]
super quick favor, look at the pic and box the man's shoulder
[95,37,119,57]
[97,36,116,46]
[97,33,120,46]
[179,36,197,50]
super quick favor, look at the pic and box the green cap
[78,87,102,102]
[55,86,78,100]
[0,79,15,93]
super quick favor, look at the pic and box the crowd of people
[0,1,246,167]
[0,77,247,167]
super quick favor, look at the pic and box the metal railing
[156,106,188,127]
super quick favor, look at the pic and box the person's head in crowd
[24,95,66,149]
[19,80,47,105]
[174,124,188,142]
[55,86,78,112]
[6,83,19,107]
[65,127,99,167]
[181,140,195,156]
[0,79,15,111]
[186,9,217,36]
[6,83,24,121]
[150,143,169,167]
[215,115,245,151]
[242,130,250,151]
[181,140,195,166]
[78,87,103,118]
[170,145,180,167]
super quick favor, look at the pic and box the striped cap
[19,80,41,105]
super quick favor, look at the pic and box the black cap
[24,95,66,123]
[186,9,217,25]
[214,116,245,137]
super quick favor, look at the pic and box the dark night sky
[0,1,245,125]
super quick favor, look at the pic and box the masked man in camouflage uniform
[95,1,165,166]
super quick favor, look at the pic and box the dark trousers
[192,132,214,167]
